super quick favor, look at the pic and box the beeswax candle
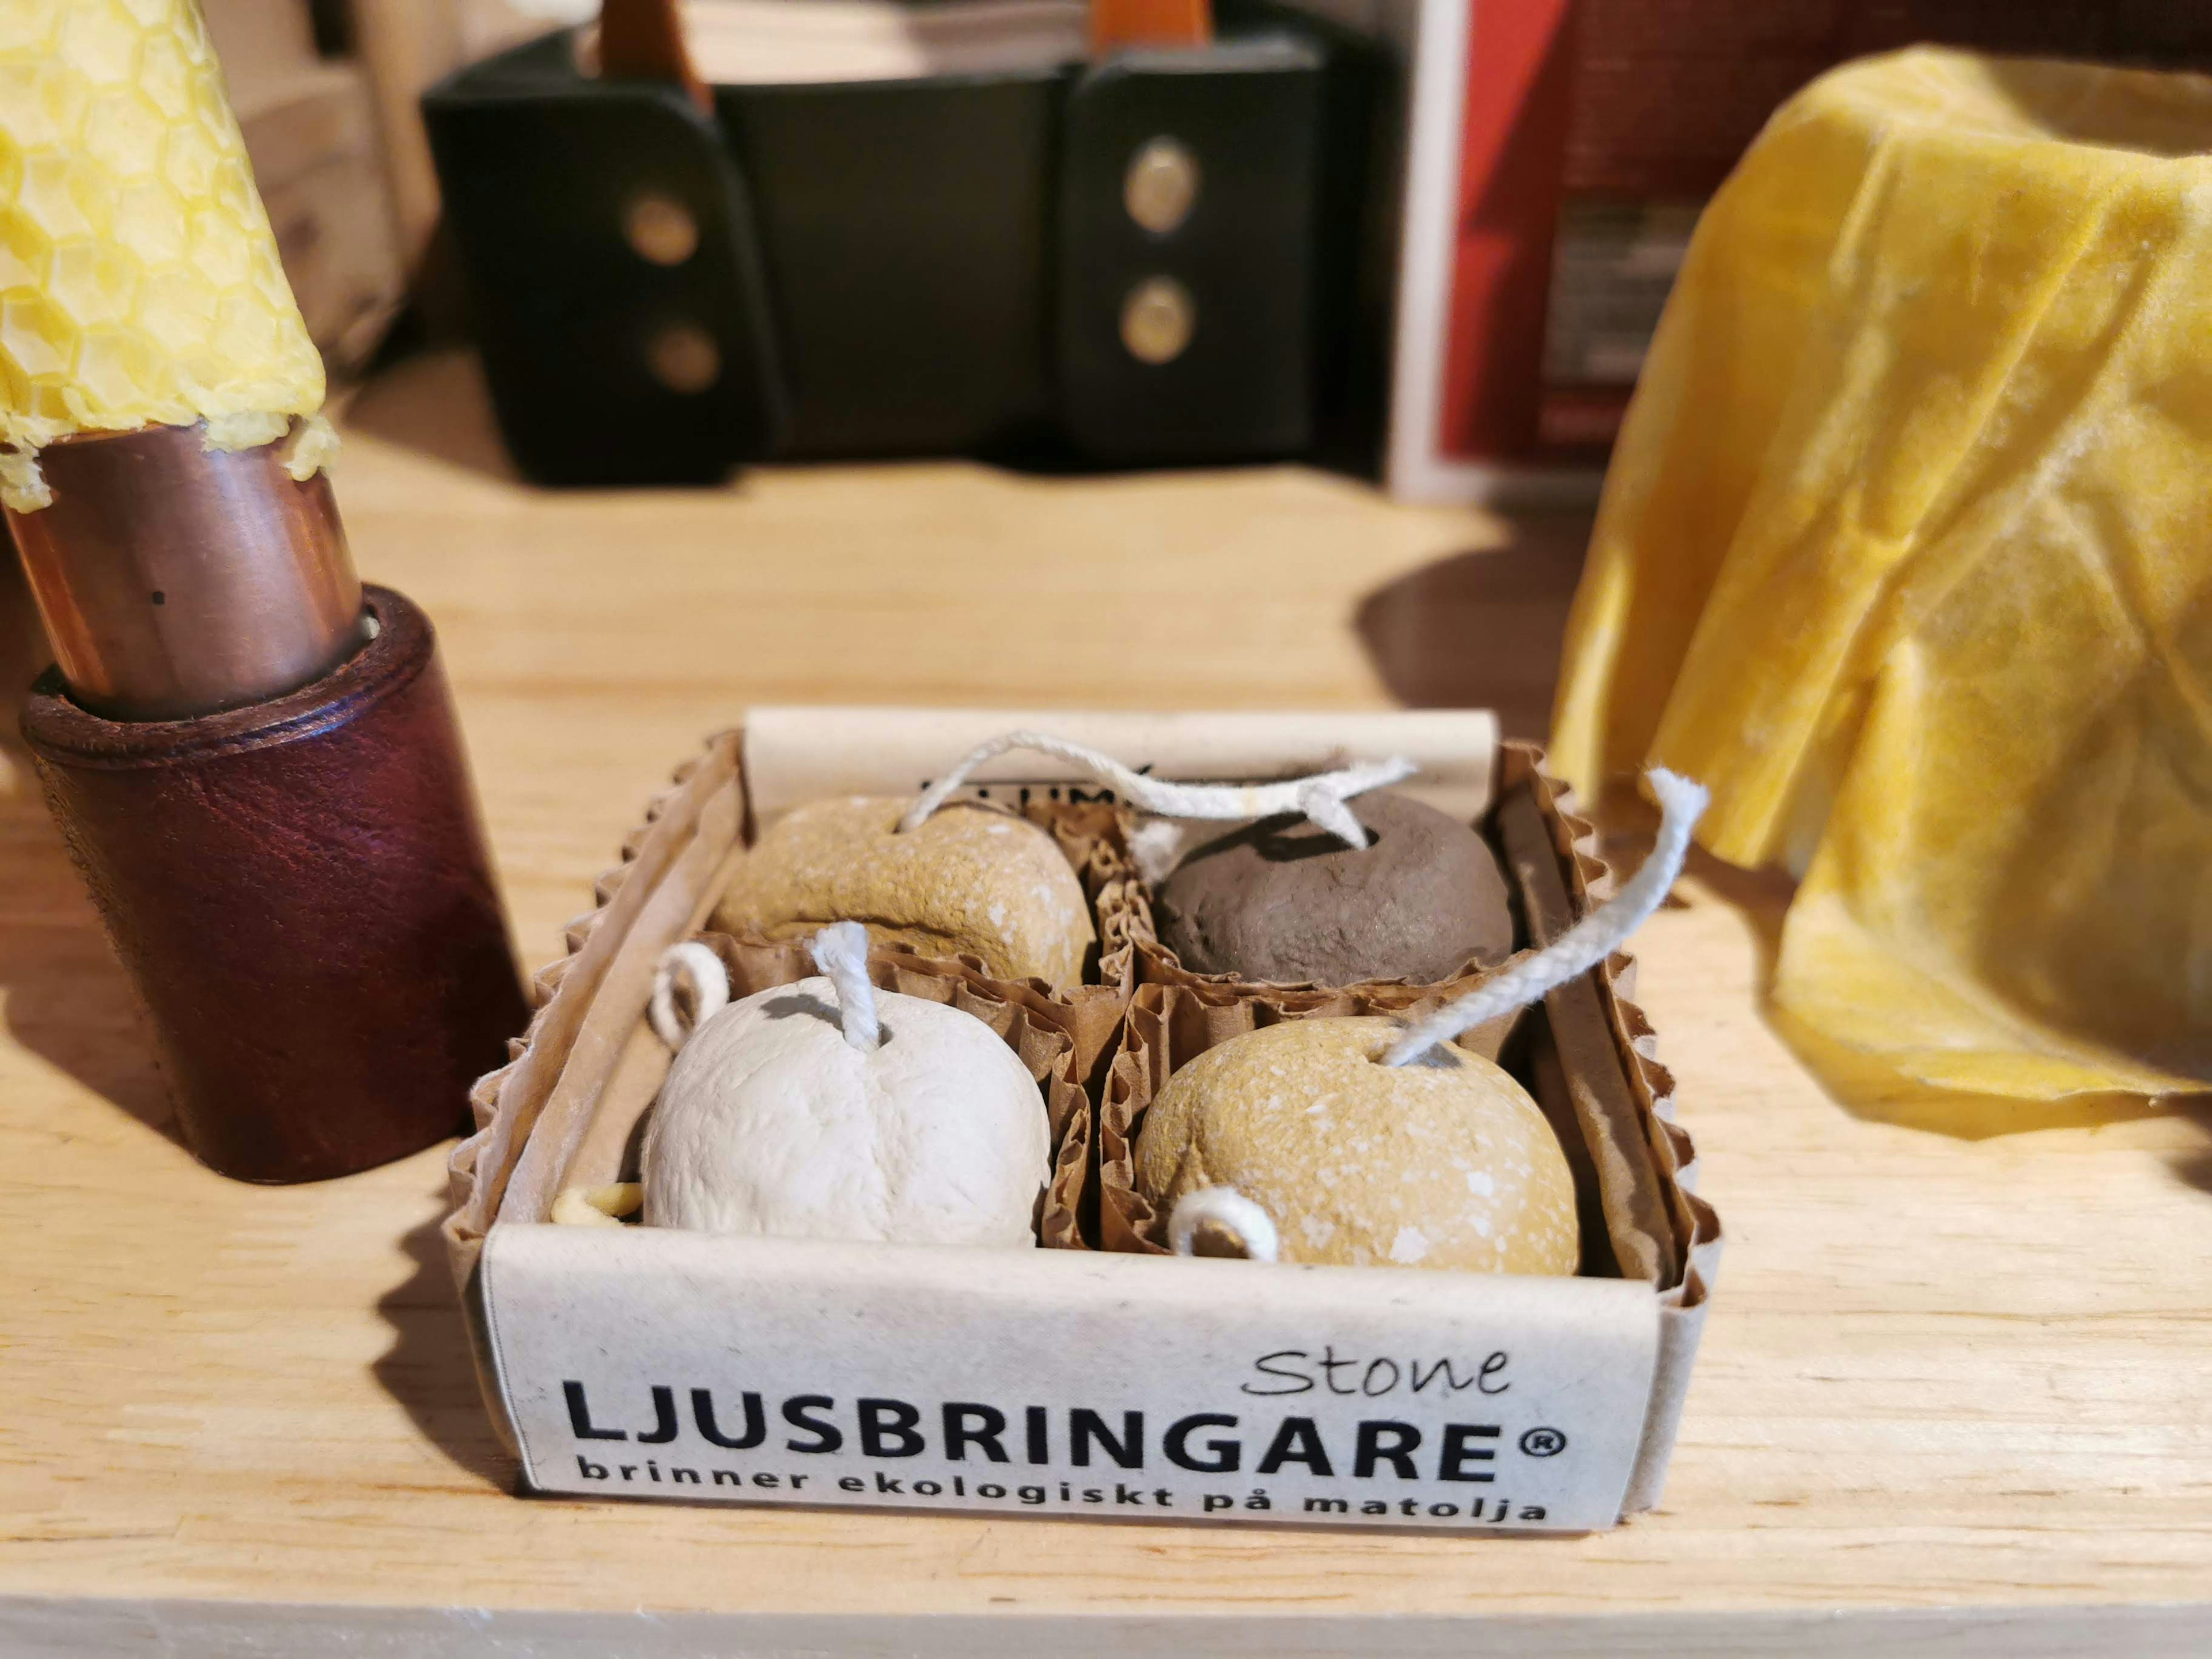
[0,0,323,474]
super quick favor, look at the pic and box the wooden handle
[1090,0,1213,52]
[597,0,711,113]
[603,0,1211,82]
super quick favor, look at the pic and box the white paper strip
[741,707,1501,830]
[483,1225,1658,1534]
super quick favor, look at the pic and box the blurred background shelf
[209,0,2212,499]
[0,350,2207,1656]
[202,0,554,367]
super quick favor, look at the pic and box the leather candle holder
[20,585,530,1183]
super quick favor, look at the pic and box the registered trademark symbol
[1520,1426,1567,1458]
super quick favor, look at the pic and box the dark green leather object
[424,9,1381,484]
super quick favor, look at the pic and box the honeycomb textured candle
[0,0,323,454]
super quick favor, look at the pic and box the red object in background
[1437,0,1574,467]
[1434,1,2212,470]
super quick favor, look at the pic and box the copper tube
[3,421,365,721]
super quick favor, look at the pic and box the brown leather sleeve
[20,585,530,1183]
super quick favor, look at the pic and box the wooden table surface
[5,353,2209,1656]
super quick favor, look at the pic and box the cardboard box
[444,708,1721,1533]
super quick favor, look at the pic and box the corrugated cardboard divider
[447,734,746,1288]
[1093,741,1722,1511]
[1508,745,1723,1512]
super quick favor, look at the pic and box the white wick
[1383,767,1709,1067]
[0,447,50,513]
[1128,817,1187,886]
[808,921,882,1051]
[1169,1187,1281,1262]
[650,941,730,1051]
[897,730,1416,851]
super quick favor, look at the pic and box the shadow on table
[0,544,510,1482]
[2166,1101,2212,1195]
[340,347,525,486]
[373,1189,522,1490]
[0,558,178,1146]
[1602,781,2186,1142]
[1770,1007,2192,1141]
[1351,513,1594,743]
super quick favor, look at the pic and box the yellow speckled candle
[0,0,324,459]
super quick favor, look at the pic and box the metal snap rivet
[1120,276,1196,365]
[624,193,700,266]
[1124,138,1200,234]
[645,323,721,393]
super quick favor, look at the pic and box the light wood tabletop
[4,351,2209,1656]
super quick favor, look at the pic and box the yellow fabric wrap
[1552,47,2212,1116]
[0,0,323,453]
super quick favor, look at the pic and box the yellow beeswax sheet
[1551,48,2212,1118]
[0,0,322,453]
